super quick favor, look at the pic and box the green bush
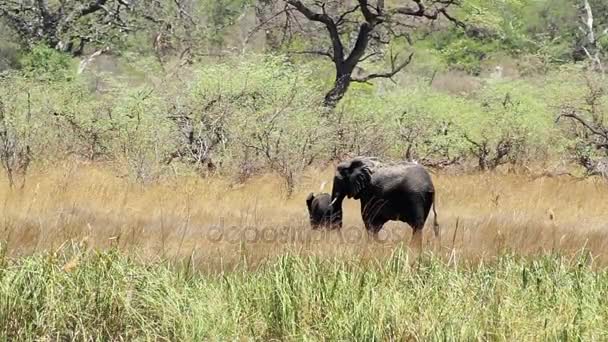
[433,33,496,75]
[188,55,330,193]
[19,45,74,81]
[463,79,562,168]
[0,51,596,185]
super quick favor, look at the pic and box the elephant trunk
[330,182,345,227]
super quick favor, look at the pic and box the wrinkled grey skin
[306,192,341,229]
[330,156,439,246]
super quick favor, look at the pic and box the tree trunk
[581,0,604,73]
[323,72,352,108]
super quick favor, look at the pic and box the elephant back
[371,162,434,194]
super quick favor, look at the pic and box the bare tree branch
[579,0,605,73]
[358,51,380,62]
[344,22,373,68]
[351,52,414,83]
[245,6,289,47]
[0,0,155,54]
[336,5,360,26]
[557,110,608,141]
[391,0,465,28]
[582,0,595,44]
[358,0,381,25]
[286,0,345,63]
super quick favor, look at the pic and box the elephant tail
[432,192,440,238]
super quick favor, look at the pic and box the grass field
[1,164,608,340]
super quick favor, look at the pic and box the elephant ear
[340,158,374,199]
[306,192,315,211]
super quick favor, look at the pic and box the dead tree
[258,0,464,108]
[557,109,608,178]
[241,123,323,199]
[464,134,515,171]
[579,0,606,73]
[165,112,226,173]
[237,82,327,198]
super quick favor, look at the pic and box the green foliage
[188,55,330,192]
[551,70,608,174]
[432,32,497,75]
[0,49,597,184]
[429,0,608,73]
[467,80,561,160]
[1,248,607,340]
[4,0,605,76]
[19,45,74,81]
[426,0,524,73]
[204,0,253,47]
[339,71,568,169]
[0,56,179,182]
[341,85,471,162]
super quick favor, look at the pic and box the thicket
[1,0,608,195]
[0,44,606,195]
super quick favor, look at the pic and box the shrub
[462,80,560,169]
[19,45,74,81]
[0,51,595,184]
[188,55,330,195]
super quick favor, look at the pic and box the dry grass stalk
[1,163,607,270]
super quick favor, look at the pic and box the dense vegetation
[1,2,608,339]
[1,247,607,340]
[0,0,607,194]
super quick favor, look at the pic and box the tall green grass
[1,245,607,341]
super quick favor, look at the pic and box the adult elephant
[329,156,439,248]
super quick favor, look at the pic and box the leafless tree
[398,115,461,168]
[464,134,517,171]
[257,0,464,107]
[579,0,606,73]
[52,109,114,161]
[165,110,227,174]
[241,122,323,198]
[237,82,329,198]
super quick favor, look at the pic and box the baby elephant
[306,192,341,229]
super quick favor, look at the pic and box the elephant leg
[410,227,424,252]
[410,224,424,254]
[361,199,388,242]
[364,221,383,242]
[405,196,432,252]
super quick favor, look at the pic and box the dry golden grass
[1,162,608,270]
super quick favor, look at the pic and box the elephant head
[306,192,340,229]
[329,157,379,224]
[331,156,378,201]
